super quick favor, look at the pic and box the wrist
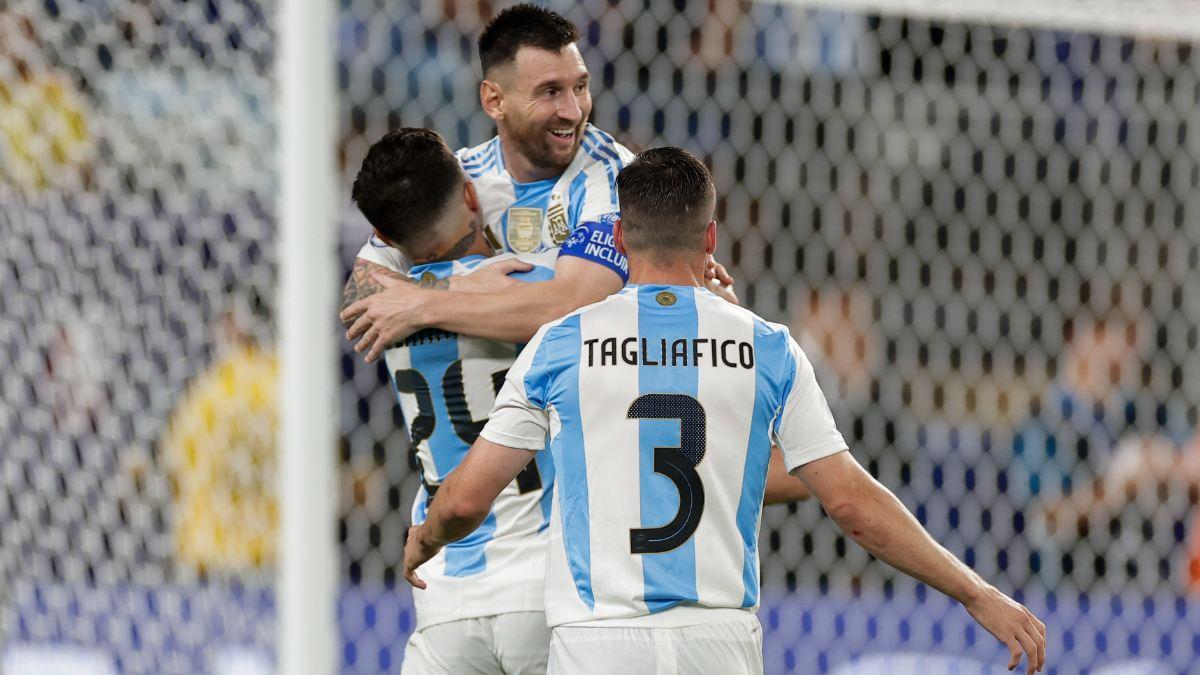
[412,289,441,331]
[957,577,990,608]
[417,521,450,550]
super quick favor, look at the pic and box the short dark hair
[478,4,580,76]
[616,147,715,255]
[352,128,462,249]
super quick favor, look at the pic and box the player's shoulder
[456,135,504,180]
[579,125,636,170]
[695,289,796,343]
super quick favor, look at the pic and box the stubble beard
[509,118,585,175]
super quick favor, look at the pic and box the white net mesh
[1,0,276,672]
[4,0,1200,673]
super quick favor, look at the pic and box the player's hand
[705,255,738,305]
[402,525,441,590]
[450,258,533,293]
[342,272,431,363]
[964,584,1046,674]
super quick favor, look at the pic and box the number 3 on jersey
[627,393,706,554]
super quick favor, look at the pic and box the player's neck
[408,219,491,265]
[626,255,706,287]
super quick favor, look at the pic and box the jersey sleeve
[772,335,848,472]
[558,212,629,282]
[354,234,410,273]
[480,323,555,451]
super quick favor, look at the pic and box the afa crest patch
[505,207,543,253]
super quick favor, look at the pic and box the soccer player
[341,5,811,500]
[354,129,808,672]
[353,127,557,673]
[402,148,1047,675]
[339,3,737,352]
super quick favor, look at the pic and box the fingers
[354,324,379,354]
[402,562,427,590]
[1026,619,1046,673]
[1006,639,1021,671]
[340,299,367,326]
[365,334,388,364]
[1014,627,1039,674]
[492,259,533,274]
[1023,609,1047,672]
[345,312,372,341]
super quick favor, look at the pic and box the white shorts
[547,614,763,675]
[401,611,550,675]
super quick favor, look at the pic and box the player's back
[503,284,846,628]
[383,250,558,629]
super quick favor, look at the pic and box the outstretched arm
[344,256,623,359]
[402,437,536,589]
[763,445,811,504]
[798,451,1046,674]
[339,256,530,329]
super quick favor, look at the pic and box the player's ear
[463,179,480,213]
[704,220,717,255]
[480,79,504,120]
[614,217,627,256]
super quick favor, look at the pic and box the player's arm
[402,323,556,588]
[403,437,536,589]
[773,334,1044,673]
[763,445,811,504]
[339,254,530,329]
[422,255,619,341]
[345,255,622,360]
[796,452,1046,674]
[339,258,411,328]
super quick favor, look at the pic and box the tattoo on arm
[341,259,409,315]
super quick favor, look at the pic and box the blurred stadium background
[3,0,1200,673]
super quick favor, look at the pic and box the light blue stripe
[460,142,492,165]
[407,321,463,479]
[567,169,589,229]
[493,137,505,172]
[587,128,623,163]
[736,320,792,606]
[535,447,556,532]
[444,511,498,576]
[636,285,699,613]
[529,315,593,609]
[465,153,497,178]
[581,138,618,204]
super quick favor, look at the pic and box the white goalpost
[277,0,336,673]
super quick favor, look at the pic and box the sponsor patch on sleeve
[558,213,628,282]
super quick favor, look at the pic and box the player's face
[502,44,591,173]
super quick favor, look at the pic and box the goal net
[3,0,1199,673]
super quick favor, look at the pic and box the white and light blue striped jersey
[357,124,633,281]
[481,284,848,628]
[383,250,558,630]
